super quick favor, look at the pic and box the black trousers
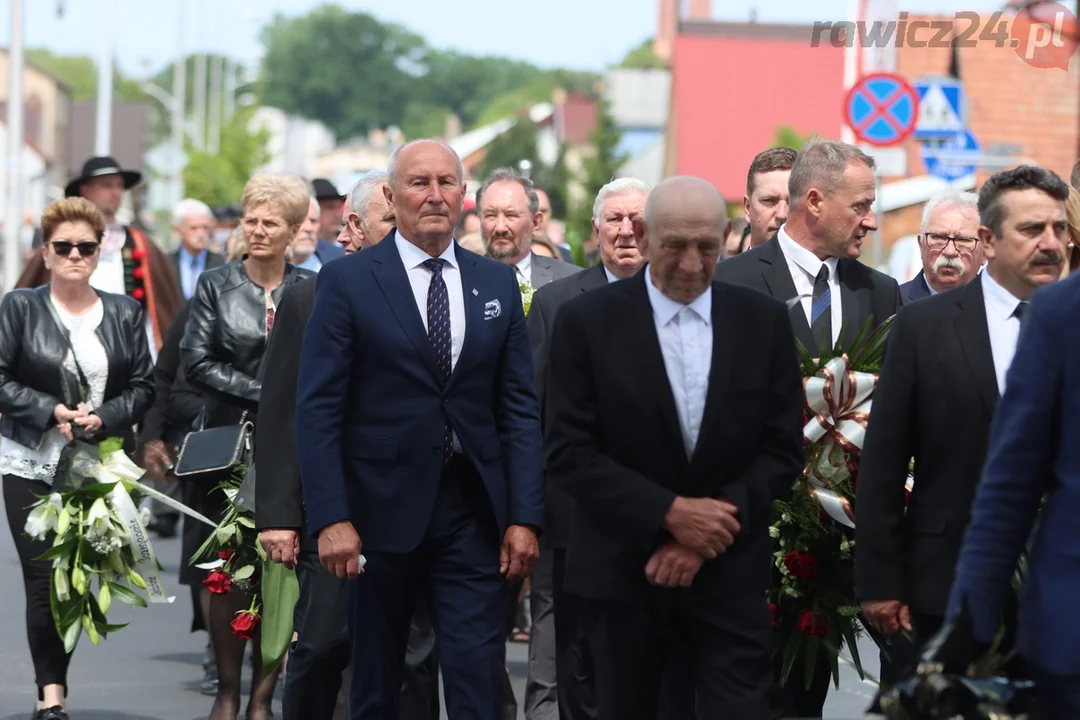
[3,475,73,699]
[551,549,597,720]
[285,550,352,720]
[583,590,772,720]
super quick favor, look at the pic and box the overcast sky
[12,0,1006,78]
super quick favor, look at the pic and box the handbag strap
[42,293,91,402]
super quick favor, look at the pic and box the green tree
[474,70,598,128]
[772,125,811,151]
[532,143,570,220]
[567,97,627,254]
[183,107,271,208]
[618,38,667,69]
[477,116,542,182]
[26,49,149,102]
[259,6,426,139]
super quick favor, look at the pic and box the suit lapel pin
[472,288,478,296]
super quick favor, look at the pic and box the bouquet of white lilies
[25,437,214,652]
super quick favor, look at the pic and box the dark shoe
[34,707,68,720]
[201,666,219,695]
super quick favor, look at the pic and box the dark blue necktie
[423,258,453,463]
[810,265,832,350]
[1014,301,1029,322]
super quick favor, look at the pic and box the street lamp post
[4,0,25,292]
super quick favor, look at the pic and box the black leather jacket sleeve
[181,270,261,410]
[91,303,155,432]
[0,291,61,432]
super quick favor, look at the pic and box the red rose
[231,610,260,640]
[132,266,144,280]
[796,610,828,636]
[132,248,146,261]
[784,550,818,580]
[203,568,232,595]
[218,549,235,561]
[131,288,146,301]
[769,603,780,628]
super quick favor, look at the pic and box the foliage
[532,143,571,220]
[772,125,812,151]
[183,107,271,208]
[473,70,598,128]
[26,49,149,102]
[566,97,627,250]
[25,439,160,653]
[770,315,894,690]
[478,116,543,182]
[619,38,668,69]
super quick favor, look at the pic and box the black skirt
[177,476,231,587]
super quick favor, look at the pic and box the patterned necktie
[422,258,454,463]
[1014,301,1029,321]
[810,265,832,350]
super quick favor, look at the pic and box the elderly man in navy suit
[899,191,984,304]
[296,139,544,720]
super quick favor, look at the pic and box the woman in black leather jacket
[180,173,315,720]
[0,197,154,720]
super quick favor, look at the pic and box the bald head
[383,138,466,250]
[637,176,725,303]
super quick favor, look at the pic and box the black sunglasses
[50,241,100,257]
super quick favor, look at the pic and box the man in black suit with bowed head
[716,139,900,356]
[545,176,805,720]
[527,176,650,720]
[899,191,984,304]
[715,138,900,718]
[856,165,1069,683]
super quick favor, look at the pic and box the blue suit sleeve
[495,268,545,531]
[296,265,355,537]
[945,295,1061,641]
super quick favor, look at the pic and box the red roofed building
[666,22,845,203]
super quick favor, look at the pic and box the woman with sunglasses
[0,197,154,720]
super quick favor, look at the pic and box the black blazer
[527,263,609,549]
[714,236,901,350]
[855,276,999,616]
[254,277,317,551]
[141,301,205,447]
[181,261,315,429]
[899,270,932,304]
[544,273,804,601]
[0,286,155,449]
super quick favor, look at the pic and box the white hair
[349,171,388,216]
[921,191,979,234]
[386,139,465,187]
[172,198,212,225]
[592,178,651,221]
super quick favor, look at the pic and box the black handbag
[174,409,253,479]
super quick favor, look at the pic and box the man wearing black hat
[17,156,183,354]
[311,178,347,263]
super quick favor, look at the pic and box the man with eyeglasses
[900,191,984,303]
[855,165,1070,685]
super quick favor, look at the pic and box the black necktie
[810,265,832,350]
[423,258,453,463]
[1014,301,1029,321]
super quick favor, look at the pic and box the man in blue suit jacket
[296,139,544,720]
[946,272,1080,716]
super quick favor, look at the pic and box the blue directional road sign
[844,73,919,148]
[913,78,965,141]
[921,129,980,181]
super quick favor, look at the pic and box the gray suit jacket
[530,252,581,289]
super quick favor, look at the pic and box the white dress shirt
[397,231,466,452]
[514,252,533,287]
[604,266,620,284]
[980,269,1026,394]
[644,269,713,459]
[90,225,158,361]
[777,226,842,347]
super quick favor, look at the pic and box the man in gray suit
[476,166,580,720]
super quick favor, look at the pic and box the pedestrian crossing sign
[913,79,965,140]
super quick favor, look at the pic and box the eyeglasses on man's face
[923,232,979,252]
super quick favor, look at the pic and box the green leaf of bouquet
[237,515,255,528]
[106,581,148,608]
[62,618,81,653]
[780,634,801,687]
[82,613,100,645]
[35,539,78,563]
[260,559,300,678]
[97,437,125,460]
[215,523,235,544]
[232,565,255,581]
[839,621,864,677]
[805,635,821,690]
[72,481,120,498]
[87,591,108,623]
[96,621,129,633]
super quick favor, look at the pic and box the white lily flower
[85,498,112,537]
[24,493,64,541]
[54,564,70,602]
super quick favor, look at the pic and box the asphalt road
[0,509,878,719]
